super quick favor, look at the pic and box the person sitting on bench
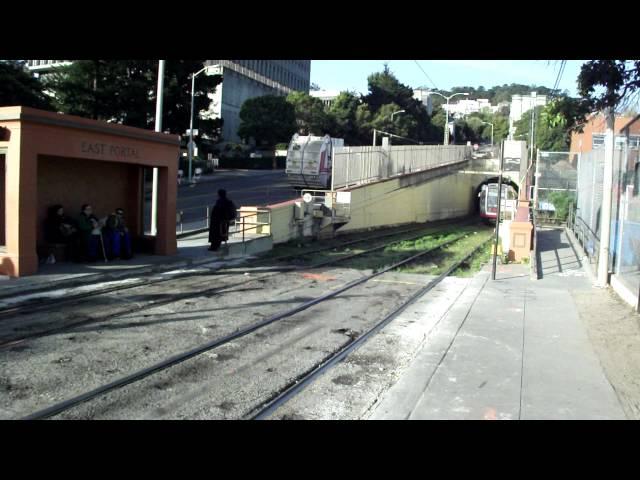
[43,204,77,264]
[77,204,105,262]
[103,208,133,260]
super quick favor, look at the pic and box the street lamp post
[427,91,469,145]
[188,65,218,183]
[150,60,165,236]
[482,121,494,146]
[389,110,405,146]
[372,110,406,147]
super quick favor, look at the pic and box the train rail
[19,229,491,420]
[0,218,470,320]
[0,220,474,350]
[249,238,491,419]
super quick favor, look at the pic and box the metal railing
[229,209,272,243]
[176,206,271,246]
[331,144,471,190]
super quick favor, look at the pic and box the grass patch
[336,224,493,272]
[453,240,494,277]
[397,230,493,275]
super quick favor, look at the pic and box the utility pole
[492,139,505,280]
[597,107,615,287]
[373,128,377,147]
[151,60,165,236]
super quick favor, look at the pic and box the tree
[286,91,334,136]
[362,65,440,144]
[0,60,53,110]
[237,95,297,147]
[328,91,362,145]
[363,64,416,114]
[371,102,418,142]
[514,106,569,152]
[578,60,640,112]
[43,60,222,139]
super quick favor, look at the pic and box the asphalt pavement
[146,169,299,233]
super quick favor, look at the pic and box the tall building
[413,89,434,115]
[25,60,72,74]
[443,98,494,118]
[205,60,311,143]
[509,93,547,129]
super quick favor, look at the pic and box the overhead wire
[413,60,438,90]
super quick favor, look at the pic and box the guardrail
[331,144,471,189]
[176,207,271,247]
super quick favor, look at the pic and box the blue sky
[310,60,586,97]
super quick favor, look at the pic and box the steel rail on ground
[1,221,474,350]
[22,232,480,420]
[250,237,493,420]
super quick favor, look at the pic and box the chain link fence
[534,151,578,224]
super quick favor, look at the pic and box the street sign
[186,129,199,136]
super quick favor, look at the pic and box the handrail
[176,207,272,242]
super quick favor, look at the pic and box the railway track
[0,219,475,350]
[0,219,468,320]
[16,228,492,420]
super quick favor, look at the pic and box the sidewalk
[369,227,627,420]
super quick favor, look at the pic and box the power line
[551,60,567,97]
[413,60,438,90]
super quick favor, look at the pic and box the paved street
[145,169,298,233]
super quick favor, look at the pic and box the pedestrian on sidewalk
[208,189,237,252]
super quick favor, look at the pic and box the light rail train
[285,134,344,189]
[479,183,517,222]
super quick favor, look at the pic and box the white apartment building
[310,90,340,108]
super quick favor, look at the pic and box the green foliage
[363,64,416,114]
[547,191,576,221]
[238,95,296,147]
[328,91,362,145]
[578,60,640,112]
[0,60,53,110]
[514,106,569,152]
[43,60,222,139]
[286,91,334,136]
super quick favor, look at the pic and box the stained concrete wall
[265,170,478,245]
[268,200,298,244]
[339,171,477,233]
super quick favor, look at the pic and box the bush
[218,156,286,169]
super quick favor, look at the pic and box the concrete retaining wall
[340,171,476,233]
[266,171,477,244]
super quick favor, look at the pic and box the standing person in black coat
[208,189,237,251]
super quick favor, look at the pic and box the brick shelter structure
[0,106,180,277]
